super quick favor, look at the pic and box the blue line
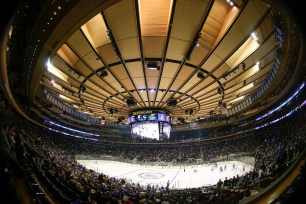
[116,166,148,177]
[169,168,181,185]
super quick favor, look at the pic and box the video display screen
[131,121,171,140]
[128,113,172,124]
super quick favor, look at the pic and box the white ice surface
[77,160,254,189]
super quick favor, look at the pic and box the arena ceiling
[22,0,301,124]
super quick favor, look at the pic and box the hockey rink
[77,160,254,189]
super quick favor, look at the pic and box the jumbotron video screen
[128,112,172,140]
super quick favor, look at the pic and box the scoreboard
[128,113,172,124]
[128,111,173,140]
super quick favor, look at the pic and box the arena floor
[77,160,254,189]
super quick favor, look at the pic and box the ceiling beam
[157,0,215,107]
[64,43,127,111]
[152,0,177,107]
[166,2,270,107]
[134,0,150,107]
[177,21,275,107]
[101,11,147,108]
[79,28,130,101]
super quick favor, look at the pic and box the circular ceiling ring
[101,88,201,116]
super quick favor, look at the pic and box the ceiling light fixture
[147,62,160,70]
[251,32,258,41]
[226,0,234,6]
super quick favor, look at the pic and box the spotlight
[218,87,222,95]
[241,62,246,70]
[197,72,205,80]
[127,98,136,107]
[100,70,108,78]
[167,98,177,107]
[147,62,160,70]
[189,109,193,115]
[81,86,86,93]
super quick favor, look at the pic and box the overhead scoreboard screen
[128,111,173,140]
[128,113,172,123]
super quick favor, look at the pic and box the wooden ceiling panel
[191,76,215,94]
[57,45,79,68]
[180,81,197,93]
[166,38,190,60]
[147,77,159,88]
[233,0,269,38]
[198,33,215,50]
[142,36,165,58]
[258,14,274,39]
[214,6,239,47]
[225,38,259,69]
[176,66,194,81]
[67,30,93,58]
[188,44,210,65]
[96,44,121,65]
[108,81,125,94]
[159,77,172,90]
[117,38,140,59]
[132,78,146,90]
[202,27,217,46]
[214,28,244,62]
[162,62,180,78]
[138,91,148,101]
[139,0,172,36]
[81,14,109,48]
[197,90,218,101]
[81,93,103,104]
[126,62,144,78]
[110,65,130,80]
[111,97,127,105]
[171,0,209,41]
[212,63,231,78]
[202,53,223,72]
[249,35,276,61]
[192,80,219,98]
[148,90,156,100]
[73,61,93,76]
[224,83,243,95]
[102,70,120,86]
[129,91,142,102]
[162,92,175,105]
[238,64,269,84]
[170,79,185,91]
[104,0,138,40]
[66,79,80,90]
[146,69,159,77]
[155,91,164,101]
[90,75,107,88]
[120,79,135,91]
[82,51,104,71]
[85,81,111,97]
[51,55,84,83]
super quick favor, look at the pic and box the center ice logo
[138,172,165,179]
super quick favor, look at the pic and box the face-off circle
[138,172,165,179]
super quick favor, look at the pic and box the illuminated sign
[128,113,172,124]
